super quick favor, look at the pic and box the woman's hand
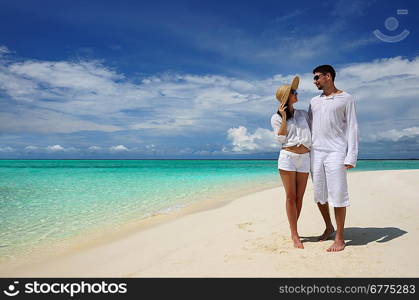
[278,103,287,120]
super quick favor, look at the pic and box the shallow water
[0,159,418,261]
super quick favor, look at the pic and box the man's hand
[345,164,354,169]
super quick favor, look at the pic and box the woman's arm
[271,104,287,144]
[277,102,287,137]
[277,116,287,136]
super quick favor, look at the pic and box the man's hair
[313,65,336,81]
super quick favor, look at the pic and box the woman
[270,76,311,249]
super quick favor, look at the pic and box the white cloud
[46,145,64,152]
[338,56,419,97]
[223,56,419,153]
[0,146,14,152]
[1,57,281,135]
[371,127,419,142]
[1,47,419,156]
[0,46,10,55]
[0,108,122,134]
[226,126,277,153]
[130,118,195,131]
[44,145,78,153]
[88,146,102,151]
[110,145,128,152]
[24,145,39,152]
[1,60,153,112]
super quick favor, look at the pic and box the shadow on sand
[300,227,407,246]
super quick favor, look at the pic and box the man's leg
[317,203,335,241]
[311,150,335,240]
[324,152,349,252]
[327,207,346,252]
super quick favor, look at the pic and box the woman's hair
[277,98,294,119]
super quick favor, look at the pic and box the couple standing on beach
[271,65,359,252]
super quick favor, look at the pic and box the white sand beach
[1,169,418,277]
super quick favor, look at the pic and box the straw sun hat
[275,76,300,105]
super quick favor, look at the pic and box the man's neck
[322,85,338,96]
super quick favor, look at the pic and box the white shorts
[278,150,310,173]
[310,150,349,207]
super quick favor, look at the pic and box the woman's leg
[279,169,303,249]
[295,172,309,220]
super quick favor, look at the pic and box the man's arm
[344,96,359,168]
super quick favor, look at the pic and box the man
[308,65,359,252]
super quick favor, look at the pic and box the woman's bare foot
[292,235,304,249]
[318,226,335,241]
[326,240,346,252]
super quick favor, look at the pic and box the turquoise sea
[1,159,418,262]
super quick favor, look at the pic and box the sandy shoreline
[1,169,418,277]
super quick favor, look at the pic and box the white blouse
[270,109,312,149]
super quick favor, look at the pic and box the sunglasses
[313,73,326,81]
[290,90,298,95]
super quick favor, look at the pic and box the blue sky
[1,0,418,159]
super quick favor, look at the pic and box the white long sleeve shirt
[270,109,312,149]
[308,91,359,167]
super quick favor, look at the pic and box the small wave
[154,204,186,215]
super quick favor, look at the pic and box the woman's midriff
[282,145,310,154]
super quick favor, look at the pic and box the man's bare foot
[318,226,335,241]
[292,235,304,249]
[326,240,346,252]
